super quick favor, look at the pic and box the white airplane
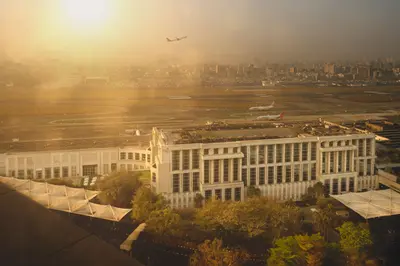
[255,112,284,121]
[249,101,275,111]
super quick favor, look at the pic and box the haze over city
[1,0,400,63]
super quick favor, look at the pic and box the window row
[120,152,150,162]
[172,172,200,193]
[242,164,317,186]
[172,149,200,171]
[324,177,355,196]
[204,187,241,202]
[203,159,240,184]
[203,147,239,155]
[241,143,317,165]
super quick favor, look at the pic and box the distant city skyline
[1,0,400,63]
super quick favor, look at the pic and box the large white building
[150,121,378,208]
[0,145,150,179]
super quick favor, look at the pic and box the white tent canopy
[331,189,400,219]
[0,177,131,222]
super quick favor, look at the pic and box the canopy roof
[0,177,131,222]
[331,189,400,219]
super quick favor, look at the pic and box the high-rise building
[150,122,378,208]
[324,63,335,75]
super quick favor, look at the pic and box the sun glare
[62,0,110,30]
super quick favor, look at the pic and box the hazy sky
[1,0,399,63]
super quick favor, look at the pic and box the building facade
[1,146,150,179]
[150,127,378,208]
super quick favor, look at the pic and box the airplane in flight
[166,36,188,42]
[255,112,284,121]
[249,101,275,111]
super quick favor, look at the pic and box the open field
[1,84,400,144]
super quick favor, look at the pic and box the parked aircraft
[166,36,188,42]
[249,101,275,111]
[255,112,284,121]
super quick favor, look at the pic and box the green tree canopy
[190,238,250,266]
[96,171,142,207]
[146,208,181,235]
[247,186,261,198]
[267,233,326,266]
[337,222,373,252]
[131,186,168,222]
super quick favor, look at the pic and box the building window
[36,170,42,179]
[324,180,330,197]
[341,178,347,192]
[338,152,343,173]
[214,148,219,155]
[147,154,150,163]
[172,150,180,171]
[322,153,327,174]
[285,144,291,162]
[311,163,316,180]
[18,170,24,179]
[224,148,229,154]
[214,160,220,183]
[268,167,274,184]
[205,190,212,200]
[329,152,334,174]
[103,164,108,175]
[204,149,209,155]
[140,154,145,161]
[71,166,77,176]
[183,173,190,192]
[120,164,126,171]
[45,168,52,179]
[111,163,117,172]
[293,165,300,182]
[173,174,180,193]
[27,169,33,179]
[241,146,247,165]
[303,164,309,181]
[346,150,351,172]
[128,152,133,160]
[259,167,265,185]
[204,161,210,184]
[152,173,156,182]
[250,168,256,186]
[120,152,126,160]
[359,159,364,176]
[183,150,190,170]
[285,165,291,183]
[277,166,282,183]
[215,189,222,200]
[225,188,232,201]
[135,153,140,161]
[302,143,309,161]
[267,145,274,163]
[83,165,97,177]
[242,168,247,186]
[366,159,372,175]
[233,147,238,153]
[250,146,257,165]
[127,164,133,172]
[234,188,241,201]
[259,145,265,164]
[223,159,229,182]
[276,144,283,163]
[311,143,317,160]
[332,179,339,195]
[349,177,355,192]
[193,173,200,191]
[358,139,364,157]
[192,149,200,169]
[293,143,300,162]
[233,159,239,181]
[366,139,372,156]
[53,167,60,178]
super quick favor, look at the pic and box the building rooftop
[0,136,151,153]
[162,121,366,145]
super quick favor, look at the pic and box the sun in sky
[61,0,111,31]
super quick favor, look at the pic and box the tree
[268,233,326,266]
[189,238,249,266]
[146,208,181,235]
[131,186,168,222]
[312,204,337,240]
[337,222,373,266]
[302,182,325,204]
[96,171,142,207]
[247,186,261,198]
